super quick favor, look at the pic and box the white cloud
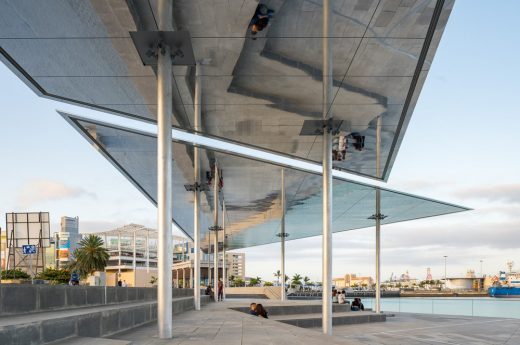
[16,179,96,208]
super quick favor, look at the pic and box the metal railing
[360,297,520,319]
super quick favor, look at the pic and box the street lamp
[480,259,483,277]
[443,255,448,290]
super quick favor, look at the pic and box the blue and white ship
[488,267,520,298]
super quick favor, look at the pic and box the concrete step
[0,295,211,344]
[49,337,132,345]
[231,303,352,316]
[271,311,387,328]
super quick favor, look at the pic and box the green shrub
[1,269,30,279]
[36,268,71,284]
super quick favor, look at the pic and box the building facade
[57,216,81,268]
[333,273,374,289]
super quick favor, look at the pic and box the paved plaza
[106,300,520,345]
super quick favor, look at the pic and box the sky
[1,0,519,283]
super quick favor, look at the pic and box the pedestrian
[218,278,224,301]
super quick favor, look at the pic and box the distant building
[333,273,374,289]
[445,277,484,291]
[0,229,6,270]
[87,224,245,288]
[57,216,81,268]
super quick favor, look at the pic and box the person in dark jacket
[255,303,269,318]
[249,303,258,315]
[250,4,274,38]
[351,297,365,311]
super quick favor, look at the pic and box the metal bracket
[184,182,210,192]
[276,232,290,238]
[130,31,195,66]
[368,213,388,220]
[299,118,343,136]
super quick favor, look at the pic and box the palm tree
[291,273,302,287]
[69,234,109,278]
[249,276,262,286]
[303,276,311,286]
[274,270,282,285]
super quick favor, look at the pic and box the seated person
[205,285,213,296]
[332,289,338,303]
[351,297,365,311]
[338,291,346,304]
[249,302,258,316]
[255,303,269,319]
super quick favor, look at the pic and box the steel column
[193,62,202,310]
[322,0,333,335]
[156,0,173,338]
[281,168,287,302]
[118,232,121,277]
[213,164,220,302]
[133,231,137,287]
[208,235,211,287]
[222,201,227,300]
[375,115,382,313]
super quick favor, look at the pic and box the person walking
[218,278,224,301]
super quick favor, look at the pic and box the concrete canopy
[0,0,455,180]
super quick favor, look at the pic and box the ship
[488,261,520,297]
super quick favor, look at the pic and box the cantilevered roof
[0,0,454,180]
[61,111,468,251]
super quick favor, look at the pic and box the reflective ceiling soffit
[60,111,469,251]
[0,0,455,181]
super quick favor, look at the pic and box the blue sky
[1,0,519,282]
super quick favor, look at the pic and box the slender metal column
[156,0,173,338]
[193,62,202,310]
[118,233,121,277]
[375,115,382,313]
[213,164,220,302]
[208,235,211,286]
[281,168,287,302]
[146,232,150,274]
[222,201,227,300]
[322,0,333,335]
[133,231,137,287]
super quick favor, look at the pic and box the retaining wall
[0,285,202,316]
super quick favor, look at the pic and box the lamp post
[443,255,448,290]
[480,259,483,278]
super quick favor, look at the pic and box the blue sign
[22,245,37,255]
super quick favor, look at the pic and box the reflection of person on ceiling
[250,4,274,39]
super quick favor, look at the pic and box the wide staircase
[0,285,210,344]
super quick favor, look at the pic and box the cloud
[453,184,520,203]
[17,179,96,208]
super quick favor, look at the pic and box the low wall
[0,295,211,344]
[0,284,203,316]
[225,286,282,300]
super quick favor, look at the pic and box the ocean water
[356,297,520,319]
